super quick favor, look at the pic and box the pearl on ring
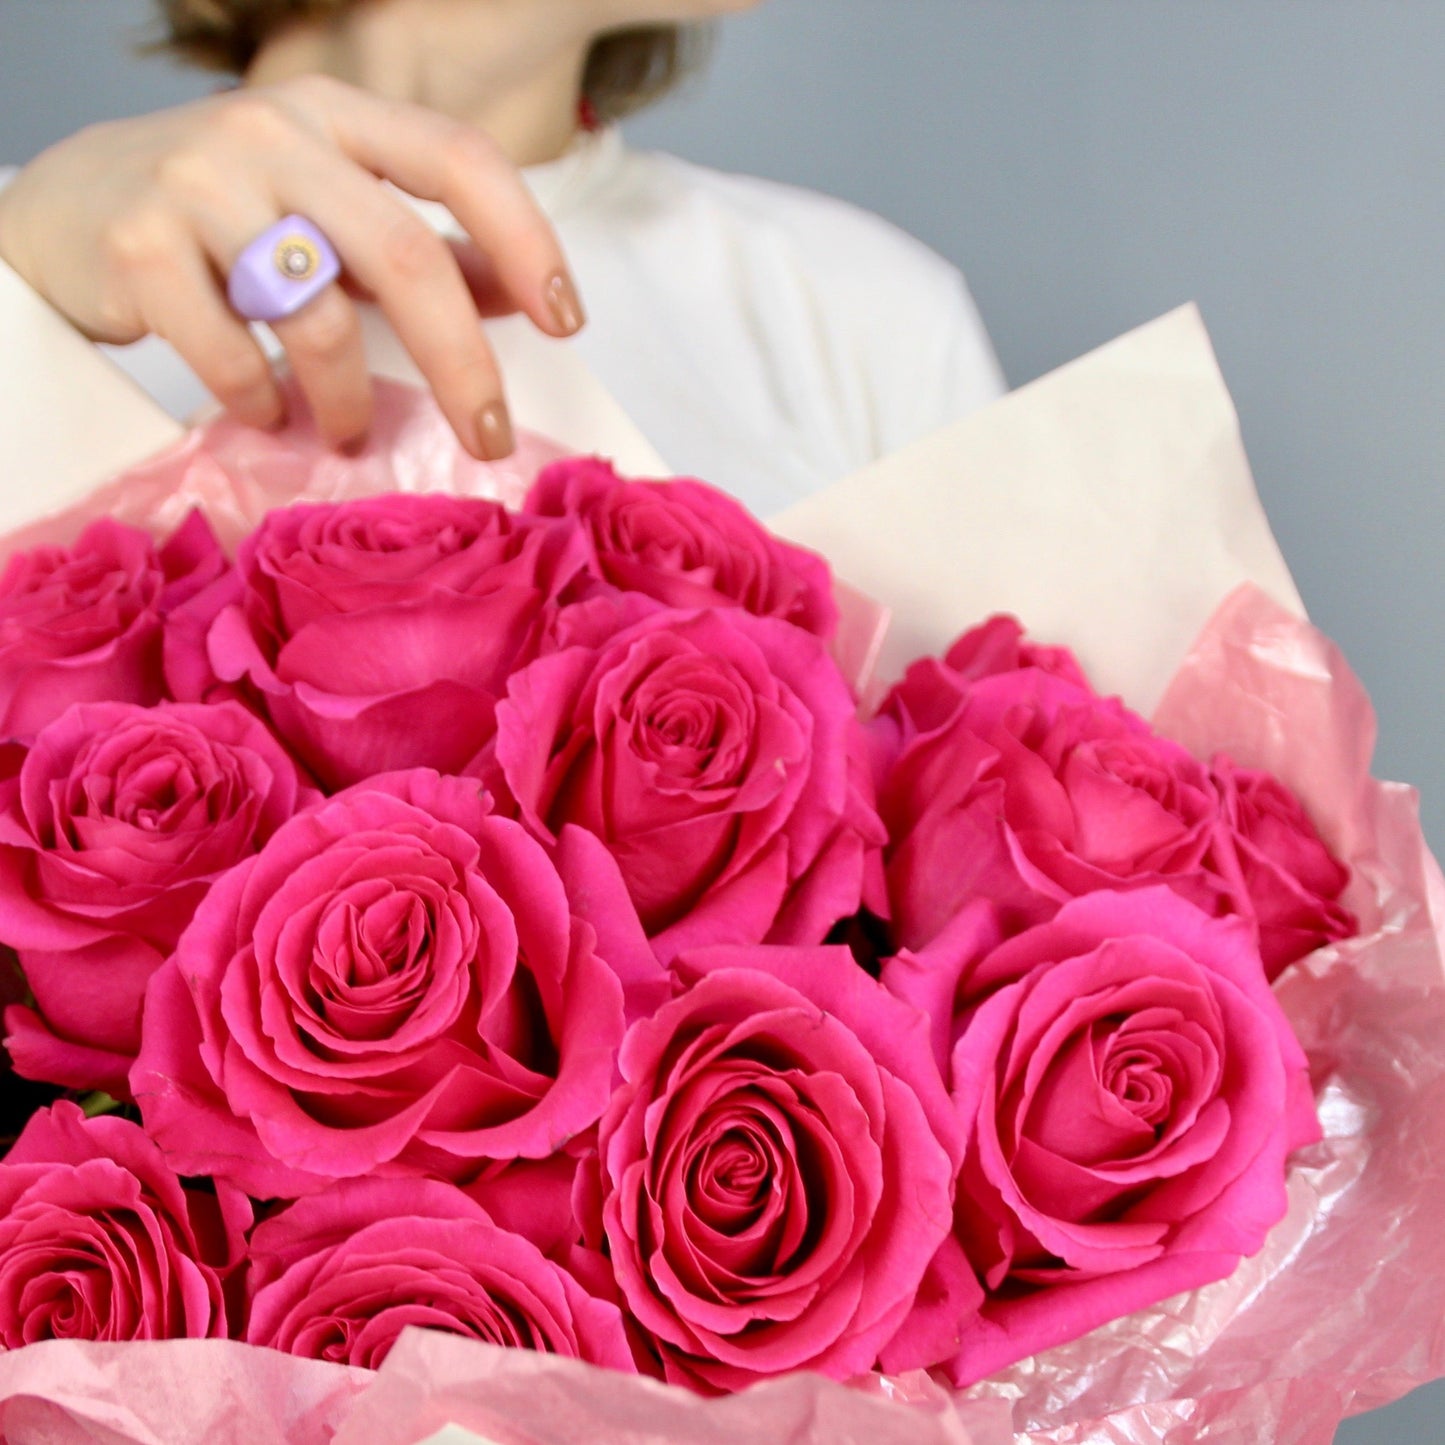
[274,236,321,282]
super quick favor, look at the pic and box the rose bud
[0,1101,247,1345]
[0,513,225,740]
[598,943,967,1391]
[164,494,589,790]
[939,614,1092,689]
[245,1176,635,1372]
[524,457,838,639]
[0,701,311,1097]
[495,606,884,961]
[875,657,1234,949]
[1207,757,1357,978]
[883,888,1319,1387]
[131,770,662,1199]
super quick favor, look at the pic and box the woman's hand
[0,76,585,458]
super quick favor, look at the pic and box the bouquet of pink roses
[0,309,1442,1445]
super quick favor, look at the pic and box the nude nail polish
[545,272,587,335]
[476,402,515,460]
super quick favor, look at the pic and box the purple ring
[227,215,341,324]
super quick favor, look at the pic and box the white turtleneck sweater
[1,127,1005,517]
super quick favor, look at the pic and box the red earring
[578,95,600,133]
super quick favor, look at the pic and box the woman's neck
[245,2,595,167]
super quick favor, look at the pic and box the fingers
[445,240,516,319]
[291,81,586,340]
[175,185,375,451]
[268,148,517,459]
[105,208,286,432]
[269,286,373,450]
[98,79,581,459]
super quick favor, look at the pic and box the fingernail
[476,402,515,460]
[544,271,586,335]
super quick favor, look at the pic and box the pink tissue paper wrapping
[1,312,1442,1445]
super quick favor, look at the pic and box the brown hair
[152,2,703,122]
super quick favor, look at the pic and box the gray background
[1,1,1441,1439]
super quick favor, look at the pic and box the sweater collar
[522,124,627,220]
[404,124,626,236]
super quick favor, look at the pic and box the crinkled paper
[0,306,1441,1444]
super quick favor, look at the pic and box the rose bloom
[131,770,660,1199]
[883,888,1320,1386]
[875,643,1233,950]
[1207,756,1356,979]
[164,493,587,790]
[0,1102,247,1346]
[0,512,225,740]
[245,1176,635,1372]
[495,606,884,961]
[524,457,838,639]
[0,701,310,1097]
[597,943,966,1391]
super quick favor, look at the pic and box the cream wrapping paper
[0,258,185,531]
[0,293,1441,1444]
[770,304,1304,714]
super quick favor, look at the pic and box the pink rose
[131,770,661,1198]
[462,1150,592,1258]
[165,494,587,789]
[0,1101,247,1345]
[877,655,1232,949]
[598,944,965,1391]
[940,615,1091,689]
[0,513,224,740]
[245,1176,636,1372]
[495,607,884,960]
[883,888,1319,1386]
[0,701,310,1097]
[1207,757,1357,978]
[524,458,837,639]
